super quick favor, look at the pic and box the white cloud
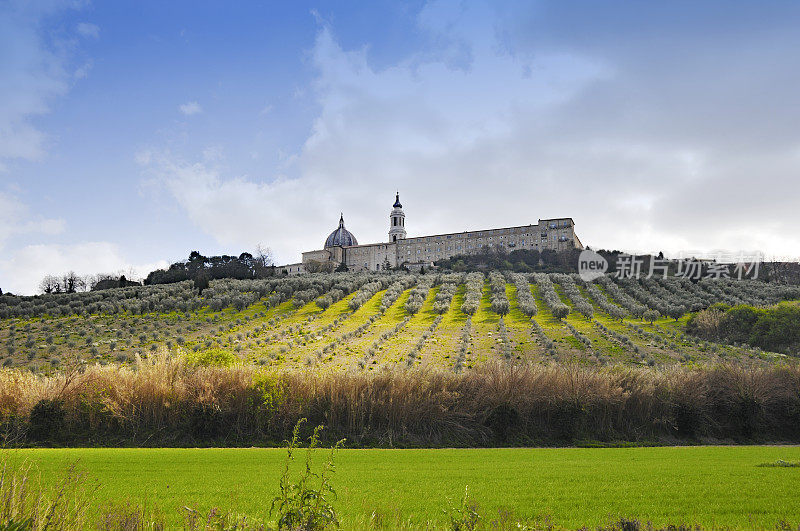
[145,0,800,262]
[76,22,100,39]
[0,190,65,250]
[179,101,203,116]
[138,151,327,265]
[0,2,80,168]
[0,242,168,295]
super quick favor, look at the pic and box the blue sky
[2,0,800,294]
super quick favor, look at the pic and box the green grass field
[8,446,800,528]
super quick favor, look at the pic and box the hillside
[2,272,799,373]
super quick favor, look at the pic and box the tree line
[39,271,140,294]
[143,248,275,285]
[436,246,585,273]
[32,247,275,295]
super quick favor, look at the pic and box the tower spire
[389,191,406,242]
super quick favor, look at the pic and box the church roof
[325,214,358,248]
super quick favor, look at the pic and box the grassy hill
[2,272,800,447]
[1,272,798,373]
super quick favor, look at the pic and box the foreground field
[9,446,800,528]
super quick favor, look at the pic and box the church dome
[325,214,358,248]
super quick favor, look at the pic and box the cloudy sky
[2,0,800,294]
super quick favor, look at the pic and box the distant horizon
[3,1,800,295]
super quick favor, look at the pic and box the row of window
[400,232,570,252]
[401,225,572,245]
[403,237,574,256]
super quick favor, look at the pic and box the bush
[28,398,66,441]
[687,302,800,353]
[185,348,237,367]
[719,305,762,344]
[748,303,800,352]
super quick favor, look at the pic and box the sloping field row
[1,272,798,372]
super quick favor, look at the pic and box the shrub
[28,398,66,441]
[688,302,800,353]
[4,354,800,446]
[382,277,417,310]
[349,281,385,311]
[432,275,460,314]
[185,348,237,367]
[719,305,762,344]
[747,303,800,352]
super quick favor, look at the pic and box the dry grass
[1,353,799,446]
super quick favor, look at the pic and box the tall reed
[1,354,799,446]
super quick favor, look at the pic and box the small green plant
[271,419,345,530]
[445,485,480,531]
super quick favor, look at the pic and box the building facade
[282,193,583,274]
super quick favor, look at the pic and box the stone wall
[393,218,580,266]
[344,242,398,271]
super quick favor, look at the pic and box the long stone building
[280,193,583,274]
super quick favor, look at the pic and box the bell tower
[389,192,406,242]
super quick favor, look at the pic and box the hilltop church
[280,193,583,274]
